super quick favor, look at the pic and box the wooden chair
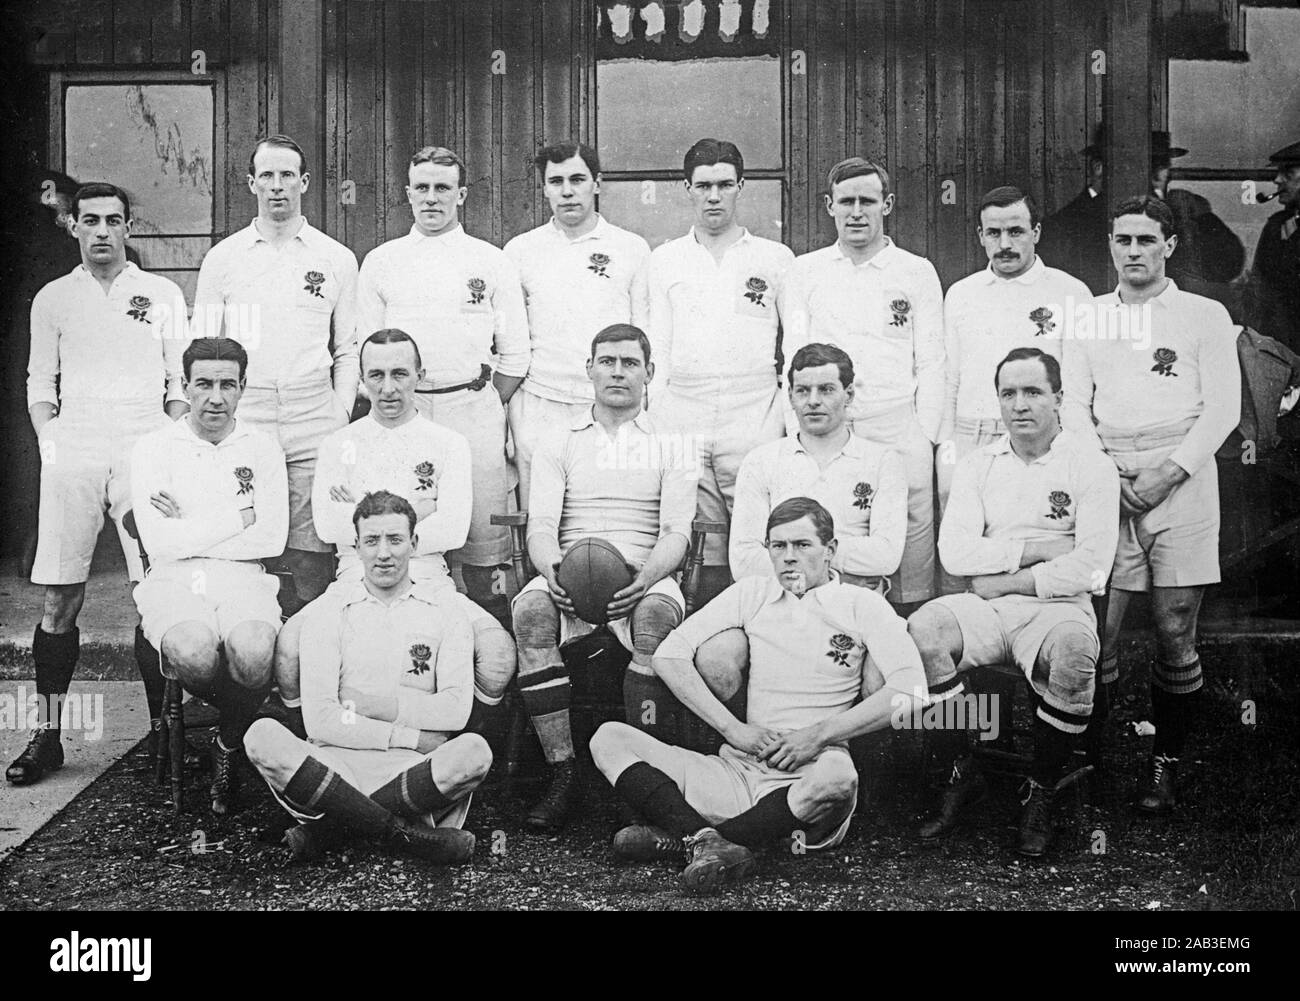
[123,510,185,816]
[488,513,725,783]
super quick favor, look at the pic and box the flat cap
[1268,141,1300,167]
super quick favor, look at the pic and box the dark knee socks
[1031,717,1075,787]
[715,787,801,850]
[623,669,683,744]
[614,762,708,838]
[212,672,270,748]
[133,627,166,722]
[283,756,396,837]
[370,762,455,820]
[33,625,79,733]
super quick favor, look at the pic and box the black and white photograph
[0,0,1295,949]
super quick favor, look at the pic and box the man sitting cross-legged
[244,490,491,864]
[908,347,1119,857]
[270,328,516,745]
[513,322,697,832]
[590,497,926,894]
[130,337,288,815]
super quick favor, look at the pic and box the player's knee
[42,585,85,633]
[472,620,517,699]
[803,753,858,807]
[513,590,560,648]
[275,613,304,677]
[907,605,958,664]
[630,594,683,658]
[590,720,636,769]
[225,621,277,686]
[161,622,220,682]
[243,717,293,773]
[1040,624,1098,675]
[695,627,748,701]
[447,732,493,786]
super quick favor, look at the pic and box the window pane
[65,84,214,235]
[600,178,783,248]
[598,56,782,171]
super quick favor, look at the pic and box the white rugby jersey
[27,263,188,411]
[193,219,358,388]
[505,215,650,404]
[942,257,1091,429]
[130,416,288,566]
[729,432,907,581]
[300,578,475,750]
[647,227,794,391]
[312,412,472,582]
[938,430,1119,599]
[657,575,923,734]
[783,238,945,440]
[357,225,529,389]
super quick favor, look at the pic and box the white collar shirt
[312,412,472,585]
[356,224,530,389]
[193,218,359,389]
[730,431,907,582]
[938,430,1119,600]
[942,257,1092,430]
[504,215,650,404]
[28,263,189,412]
[656,574,924,734]
[1060,280,1241,475]
[647,227,795,392]
[130,415,289,567]
[783,238,946,439]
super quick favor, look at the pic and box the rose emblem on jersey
[1152,347,1178,377]
[234,466,254,495]
[587,252,611,278]
[852,481,875,511]
[408,643,432,675]
[1047,490,1071,520]
[414,460,436,491]
[889,298,911,327]
[827,633,855,668]
[1029,306,1055,337]
[303,271,325,298]
[126,295,152,323]
[744,276,769,307]
[466,277,487,304]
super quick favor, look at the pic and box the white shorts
[508,389,591,513]
[656,743,856,850]
[272,742,472,830]
[513,572,684,651]
[134,559,283,649]
[1101,423,1220,590]
[32,407,169,585]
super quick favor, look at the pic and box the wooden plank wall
[325,0,1110,290]
[24,0,273,236]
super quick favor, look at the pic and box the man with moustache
[194,134,359,610]
[783,156,945,612]
[357,146,529,608]
[939,186,1092,580]
[647,138,795,605]
[8,182,189,787]
[1062,196,1240,815]
[505,141,650,507]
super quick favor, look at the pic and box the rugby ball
[557,537,634,625]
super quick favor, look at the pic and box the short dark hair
[994,346,1061,395]
[248,135,308,178]
[535,141,601,179]
[766,497,835,546]
[411,146,466,188]
[978,185,1040,228]
[591,323,652,366]
[1110,194,1175,240]
[352,489,417,537]
[789,343,855,389]
[360,328,423,372]
[183,337,249,382]
[683,138,744,183]
[827,156,891,199]
[71,183,131,223]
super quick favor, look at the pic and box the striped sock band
[371,761,454,819]
[1152,656,1203,695]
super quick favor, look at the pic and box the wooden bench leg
[165,677,184,816]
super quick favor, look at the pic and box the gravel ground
[2,638,1296,911]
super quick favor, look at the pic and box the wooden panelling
[150,0,190,65]
[383,0,424,241]
[73,0,113,64]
